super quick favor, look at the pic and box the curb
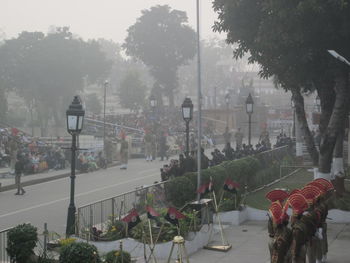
[0,162,121,193]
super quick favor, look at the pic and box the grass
[245,168,314,210]
[245,168,350,211]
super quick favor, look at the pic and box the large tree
[123,5,196,107]
[213,0,350,184]
[118,70,146,112]
[0,27,111,135]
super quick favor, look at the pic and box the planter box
[78,225,218,260]
[213,208,248,225]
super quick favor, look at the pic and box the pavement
[153,221,349,263]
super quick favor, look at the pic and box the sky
[1,0,222,43]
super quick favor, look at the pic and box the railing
[0,227,13,262]
[76,181,171,239]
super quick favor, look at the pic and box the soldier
[120,135,129,170]
[288,193,309,263]
[143,131,153,162]
[265,189,290,262]
[269,201,292,263]
[9,137,18,175]
[234,128,243,150]
[300,185,323,263]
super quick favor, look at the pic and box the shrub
[59,242,101,263]
[58,237,76,247]
[102,220,126,241]
[7,223,38,263]
[165,176,196,207]
[104,250,131,263]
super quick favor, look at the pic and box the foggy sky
[1,0,220,42]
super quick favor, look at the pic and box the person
[120,135,129,170]
[144,132,153,162]
[223,126,232,145]
[9,137,18,175]
[14,153,26,195]
[158,132,168,161]
[234,128,244,150]
[259,128,271,149]
[222,142,234,160]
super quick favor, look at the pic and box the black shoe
[14,192,20,195]
[21,189,26,195]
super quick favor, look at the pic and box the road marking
[0,173,159,219]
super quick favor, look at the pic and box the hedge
[165,147,293,207]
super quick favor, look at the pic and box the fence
[0,227,12,262]
[76,181,171,239]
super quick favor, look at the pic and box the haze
[1,0,219,42]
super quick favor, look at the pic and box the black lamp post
[182,98,194,157]
[66,96,85,236]
[103,80,108,156]
[245,93,254,146]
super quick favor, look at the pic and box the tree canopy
[123,5,196,106]
[0,27,111,134]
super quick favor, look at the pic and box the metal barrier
[0,227,13,262]
[76,181,170,239]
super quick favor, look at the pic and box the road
[0,158,164,235]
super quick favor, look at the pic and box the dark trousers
[15,172,24,193]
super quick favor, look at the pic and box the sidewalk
[153,221,349,263]
[0,161,120,192]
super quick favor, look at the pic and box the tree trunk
[333,128,345,195]
[292,89,319,166]
[317,65,350,180]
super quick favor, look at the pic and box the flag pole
[148,219,157,263]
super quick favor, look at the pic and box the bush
[165,176,196,207]
[104,250,131,263]
[59,242,101,263]
[102,220,126,241]
[7,223,38,263]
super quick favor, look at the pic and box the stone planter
[79,225,218,260]
[213,207,248,226]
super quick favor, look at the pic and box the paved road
[0,158,165,235]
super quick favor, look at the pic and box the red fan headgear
[265,189,289,203]
[288,193,308,216]
[314,178,334,192]
[301,185,322,205]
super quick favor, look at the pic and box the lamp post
[245,93,254,146]
[66,96,85,236]
[149,94,157,134]
[103,80,108,156]
[182,98,194,157]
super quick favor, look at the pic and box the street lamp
[149,94,157,109]
[182,98,194,157]
[66,96,85,236]
[103,80,108,157]
[245,93,254,146]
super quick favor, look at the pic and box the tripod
[166,236,189,263]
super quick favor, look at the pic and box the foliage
[123,5,196,106]
[104,250,131,263]
[130,210,198,243]
[102,219,126,241]
[0,27,111,134]
[219,191,242,212]
[59,242,101,263]
[85,93,102,115]
[164,176,196,207]
[6,223,38,263]
[118,70,146,112]
[58,237,76,247]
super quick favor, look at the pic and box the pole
[196,0,202,202]
[248,114,252,146]
[226,102,229,130]
[103,82,107,155]
[214,86,217,110]
[292,109,296,138]
[66,133,76,236]
[185,121,190,157]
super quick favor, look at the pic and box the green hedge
[165,148,293,207]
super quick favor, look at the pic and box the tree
[0,27,112,135]
[118,70,146,112]
[213,0,350,184]
[85,93,102,115]
[123,5,196,107]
